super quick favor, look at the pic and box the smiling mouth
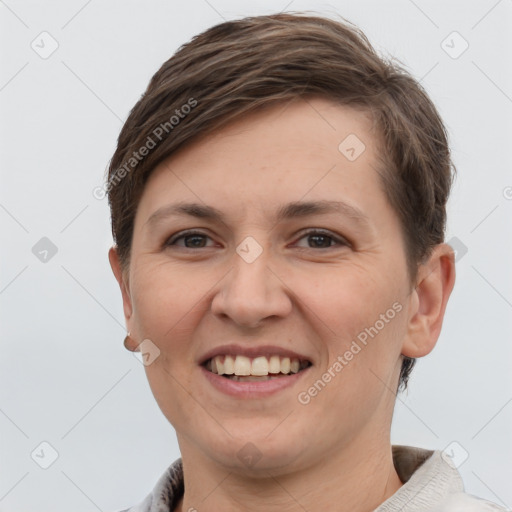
[203,354,312,381]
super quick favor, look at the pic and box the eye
[164,229,349,250]
[294,229,349,249]
[165,230,216,249]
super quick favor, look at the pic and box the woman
[106,13,505,512]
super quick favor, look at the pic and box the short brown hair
[106,12,455,391]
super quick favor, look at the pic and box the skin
[109,97,456,512]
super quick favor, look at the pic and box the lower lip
[200,365,311,398]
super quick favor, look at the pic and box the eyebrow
[145,200,371,230]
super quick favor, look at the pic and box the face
[113,97,420,474]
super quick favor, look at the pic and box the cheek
[300,266,405,368]
[143,363,200,435]
[303,272,405,424]
[129,261,219,384]
[130,262,200,338]
[130,265,205,426]
[300,268,382,333]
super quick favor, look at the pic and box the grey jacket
[118,445,507,511]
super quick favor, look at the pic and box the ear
[108,246,133,324]
[401,243,456,358]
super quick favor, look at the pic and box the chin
[202,426,308,474]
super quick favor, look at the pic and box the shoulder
[376,446,508,512]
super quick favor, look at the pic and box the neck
[174,436,402,512]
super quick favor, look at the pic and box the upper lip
[198,344,312,366]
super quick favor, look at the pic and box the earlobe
[401,243,456,358]
[108,246,133,320]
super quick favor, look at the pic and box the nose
[211,245,293,328]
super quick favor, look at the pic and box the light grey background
[1,1,511,511]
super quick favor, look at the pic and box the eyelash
[164,229,349,250]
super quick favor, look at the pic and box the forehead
[135,97,388,227]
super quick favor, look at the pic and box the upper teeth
[207,355,309,376]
